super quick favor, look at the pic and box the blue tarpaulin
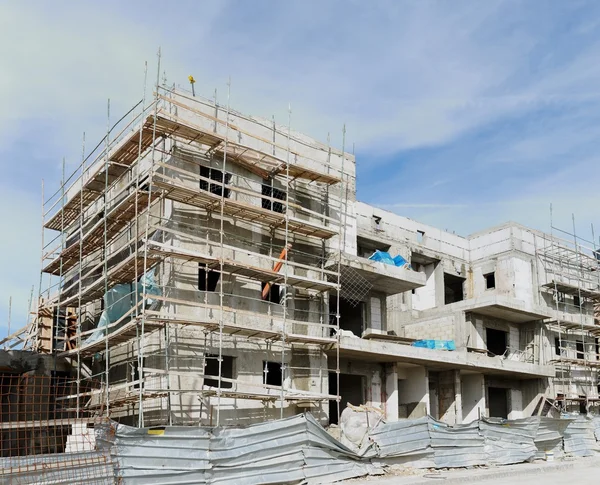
[412,339,456,351]
[85,270,161,344]
[368,250,411,269]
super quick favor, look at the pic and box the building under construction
[2,71,600,482]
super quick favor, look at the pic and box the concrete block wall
[403,316,455,341]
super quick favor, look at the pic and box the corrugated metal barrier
[98,413,373,485]
[3,412,600,483]
[369,414,600,469]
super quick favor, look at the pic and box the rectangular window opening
[555,337,562,356]
[417,230,425,243]
[330,296,365,337]
[356,236,391,259]
[198,265,220,292]
[373,215,382,231]
[484,272,496,290]
[488,387,509,419]
[444,273,465,304]
[576,341,584,360]
[263,361,282,386]
[261,282,282,304]
[262,183,286,214]
[573,295,581,308]
[204,354,234,388]
[486,328,508,356]
[199,165,231,198]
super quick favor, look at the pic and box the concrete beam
[332,336,555,378]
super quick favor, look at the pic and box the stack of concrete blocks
[64,422,96,453]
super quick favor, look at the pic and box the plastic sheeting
[98,413,373,485]
[339,405,384,455]
[85,270,161,344]
[412,340,456,351]
[368,250,411,269]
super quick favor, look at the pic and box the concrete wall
[398,366,428,419]
[461,373,485,423]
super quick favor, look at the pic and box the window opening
[199,165,231,197]
[262,183,286,213]
[484,272,496,290]
[261,282,282,304]
[198,265,220,292]
[444,273,465,304]
[486,328,508,356]
[204,354,234,388]
[263,361,282,386]
[576,340,584,360]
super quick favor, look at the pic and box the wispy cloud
[2,0,600,336]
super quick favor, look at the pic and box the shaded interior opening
[198,265,220,292]
[444,273,465,304]
[330,296,365,337]
[263,361,282,386]
[328,373,365,425]
[486,328,507,356]
[204,355,234,388]
[199,166,231,198]
[488,386,508,419]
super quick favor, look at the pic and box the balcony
[331,253,426,295]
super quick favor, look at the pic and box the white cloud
[2,0,600,336]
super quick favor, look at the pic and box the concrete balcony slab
[331,335,555,379]
[331,253,426,295]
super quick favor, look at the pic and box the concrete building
[30,85,600,429]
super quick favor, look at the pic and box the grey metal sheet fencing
[479,417,538,465]
[99,414,371,485]
[429,419,486,468]
[369,417,485,469]
[208,414,309,485]
[534,417,572,460]
[563,415,600,457]
[103,423,211,485]
[368,416,431,459]
[6,412,600,484]
[592,416,600,442]
[0,451,115,485]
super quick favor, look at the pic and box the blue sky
[1,0,600,337]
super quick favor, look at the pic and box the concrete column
[385,363,399,422]
[454,370,463,424]
[462,373,485,422]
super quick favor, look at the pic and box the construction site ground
[347,456,600,485]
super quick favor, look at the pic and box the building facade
[35,87,600,428]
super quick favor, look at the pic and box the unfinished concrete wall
[403,316,455,341]
[461,373,485,423]
[397,366,428,419]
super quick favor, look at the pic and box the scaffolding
[34,61,351,427]
[538,206,600,413]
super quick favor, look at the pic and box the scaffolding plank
[44,252,161,310]
[152,172,338,239]
[146,240,337,292]
[542,280,600,301]
[159,96,341,185]
[43,191,156,275]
